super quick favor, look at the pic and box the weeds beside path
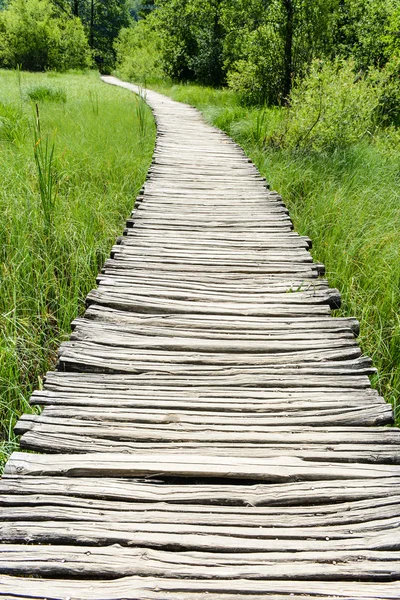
[152,83,400,422]
[0,70,155,466]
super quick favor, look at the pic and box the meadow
[153,83,400,422]
[0,70,155,465]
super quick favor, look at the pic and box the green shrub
[26,85,67,103]
[269,59,381,152]
[225,24,285,106]
[115,20,164,85]
[0,0,92,72]
[375,57,400,126]
[222,0,338,105]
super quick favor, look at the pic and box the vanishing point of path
[0,76,399,598]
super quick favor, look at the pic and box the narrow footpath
[0,77,399,599]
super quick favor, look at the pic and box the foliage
[58,0,132,72]
[129,0,155,19]
[117,0,399,110]
[85,0,131,73]
[26,85,67,102]
[0,0,92,71]
[334,0,400,68]
[222,0,340,105]
[0,69,155,466]
[268,59,381,152]
[374,57,400,126]
[32,104,59,234]
[155,0,225,85]
[115,18,163,84]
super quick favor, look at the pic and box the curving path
[0,77,399,598]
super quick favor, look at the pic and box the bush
[375,57,400,126]
[0,0,92,72]
[26,85,67,103]
[269,59,382,152]
[226,25,284,106]
[114,20,163,84]
[222,0,338,105]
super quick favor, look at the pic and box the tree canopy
[114,0,400,106]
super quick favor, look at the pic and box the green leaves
[269,59,382,152]
[0,0,92,71]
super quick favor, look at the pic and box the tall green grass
[154,83,400,422]
[0,70,155,466]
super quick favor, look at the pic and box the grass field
[153,83,400,422]
[0,70,155,465]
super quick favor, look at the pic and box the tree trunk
[90,0,95,48]
[282,0,294,102]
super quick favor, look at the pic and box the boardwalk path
[0,77,399,598]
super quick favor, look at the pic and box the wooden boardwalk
[0,76,399,599]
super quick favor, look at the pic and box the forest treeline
[0,0,133,72]
[116,1,399,106]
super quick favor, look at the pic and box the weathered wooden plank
[74,319,356,344]
[60,339,362,362]
[69,330,356,354]
[102,257,322,276]
[43,370,374,389]
[2,495,400,527]
[82,306,360,334]
[1,519,399,552]
[1,492,398,518]
[1,545,400,580]
[91,283,340,309]
[16,417,400,445]
[2,475,399,505]
[17,430,400,460]
[5,452,400,480]
[1,572,400,599]
[33,404,393,427]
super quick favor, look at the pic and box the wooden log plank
[82,306,360,334]
[1,518,399,551]
[5,452,400,480]
[92,283,340,308]
[2,570,400,599]
[74,319,356,344]
[43,370,374,389]
[101,258,321,276]
[35,404,393,427]
[3,472,400,505]
[17,430,400,461]
[69,330,356,354]
[1,545,400,580]
[95,274,327,292]
[59,338,363,360]
[2,495,400,527]
[1,492,398,518]
[16,417,400,445]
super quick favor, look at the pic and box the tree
[0,0,92,71]
[155,0,225,85]
[334,0,400,68]
[49,0,131,71]
[222,0,340,104]
[87,0,130,71]
[115,16,163,83]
